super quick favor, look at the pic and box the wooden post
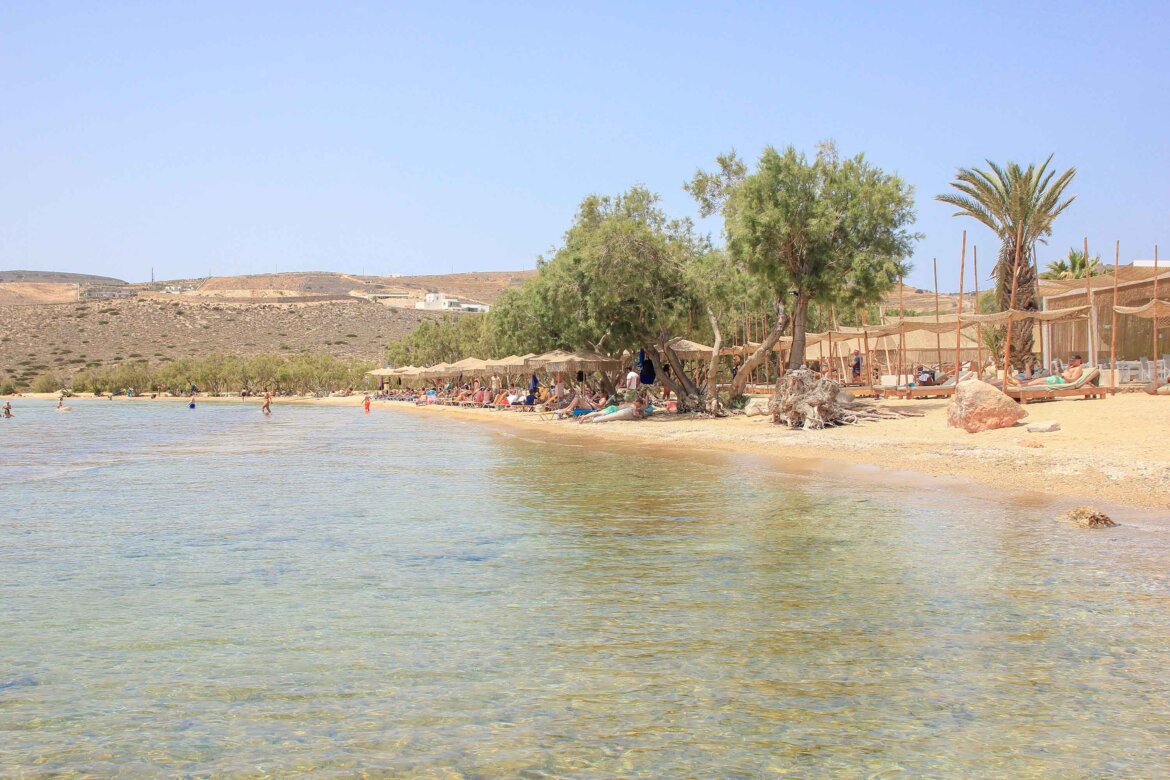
[933,258,943,373]
[1033,241,1045,363]
[898,274,907,392]
[974,246,983,373]
[1154,244,1161,389]
[1085,236,1094,365]
[1002,223,1025,383]
[955,231,967,376]
[1111,240,1120,391]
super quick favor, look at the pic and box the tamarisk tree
[687,143,918,390]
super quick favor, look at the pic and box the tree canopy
[936,155,1076,367]
[687,143,918,369]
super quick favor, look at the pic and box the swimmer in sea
[56,396,72,413]
[362,394,371,414]
[2,401,12,417]
[261,390,272,416]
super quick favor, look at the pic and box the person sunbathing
[555,392,601,419]
[587,396,648,424]
[1023,355,1083,387]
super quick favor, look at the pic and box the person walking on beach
[362,394,371,414]
[261,390,272,416]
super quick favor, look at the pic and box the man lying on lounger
[1022,355,1084,387]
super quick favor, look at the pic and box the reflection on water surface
[1,400,1168,776]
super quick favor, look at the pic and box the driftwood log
[771,369,923,428]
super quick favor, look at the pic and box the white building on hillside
[414,292,490,313]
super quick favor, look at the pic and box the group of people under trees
[375,365,656,424]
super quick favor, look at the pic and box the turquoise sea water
[1,399,1169,777]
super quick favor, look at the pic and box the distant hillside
[0,283,82,305]
[0,297,445,389]
[162,270,535,304]
[0,270,126,285]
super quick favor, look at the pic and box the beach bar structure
[1039,264,1170,373]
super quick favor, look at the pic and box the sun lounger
[1006,367,1104,404]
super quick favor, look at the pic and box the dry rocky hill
[164,270,534,303]
[0,297,442,389]
[0,270,126,285]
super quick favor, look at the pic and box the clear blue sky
[2,2,1166,290]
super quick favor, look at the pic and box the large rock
[743,397,771,417]
[946,379,1027,433]
[1061,506,1118,528]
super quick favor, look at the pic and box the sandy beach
[23,390,1169,518]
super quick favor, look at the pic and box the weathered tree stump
[772,369,851,429]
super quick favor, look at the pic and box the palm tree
[1042,248,1103,280]
[937,156,1076,367]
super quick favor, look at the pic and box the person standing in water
[261,390,272,416]
[188,392,196,409]
[362,394,371,414]
[2,401,13,418]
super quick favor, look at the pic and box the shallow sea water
[1,399,1169,777]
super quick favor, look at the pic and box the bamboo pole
[897,274,906,392]
[1154,244,1161,389]
[955,231,967,376]
[932,258,942,373]
[1002,224,1025,383]
[974,246,983,373]
[1085,236,1094,366]
[1111,240,1119,391]
[1032,241,1044,363]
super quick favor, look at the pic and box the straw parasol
[525,350,576,369]
[419,362,453,379]
[665,338,715,361]
[541,350,622,373]
[719,342,761,356]
[447,357,489,376]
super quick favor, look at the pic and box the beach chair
[1006,367,1104,405]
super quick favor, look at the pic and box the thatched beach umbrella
[665,338,714,361]
[447,357,489,377]
[525,350,576,369]
[542,350,622,373]
[419,362,453,379]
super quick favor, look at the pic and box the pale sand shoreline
[16,391,1170,519]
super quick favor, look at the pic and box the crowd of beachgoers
[376,369,661,423]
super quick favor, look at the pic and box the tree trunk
[995,239,1037,369]
[644,345,685,402]
[730,299,790,397]
[706,307,723,408]
[657,336,701,399]
[786,293,810,370]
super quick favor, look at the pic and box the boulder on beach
[946,379,1027,433]
[1061,506,1118,528]
[1026,420,1061,433]
[743,397,771,417]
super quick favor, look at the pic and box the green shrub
[31,373,63,393]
